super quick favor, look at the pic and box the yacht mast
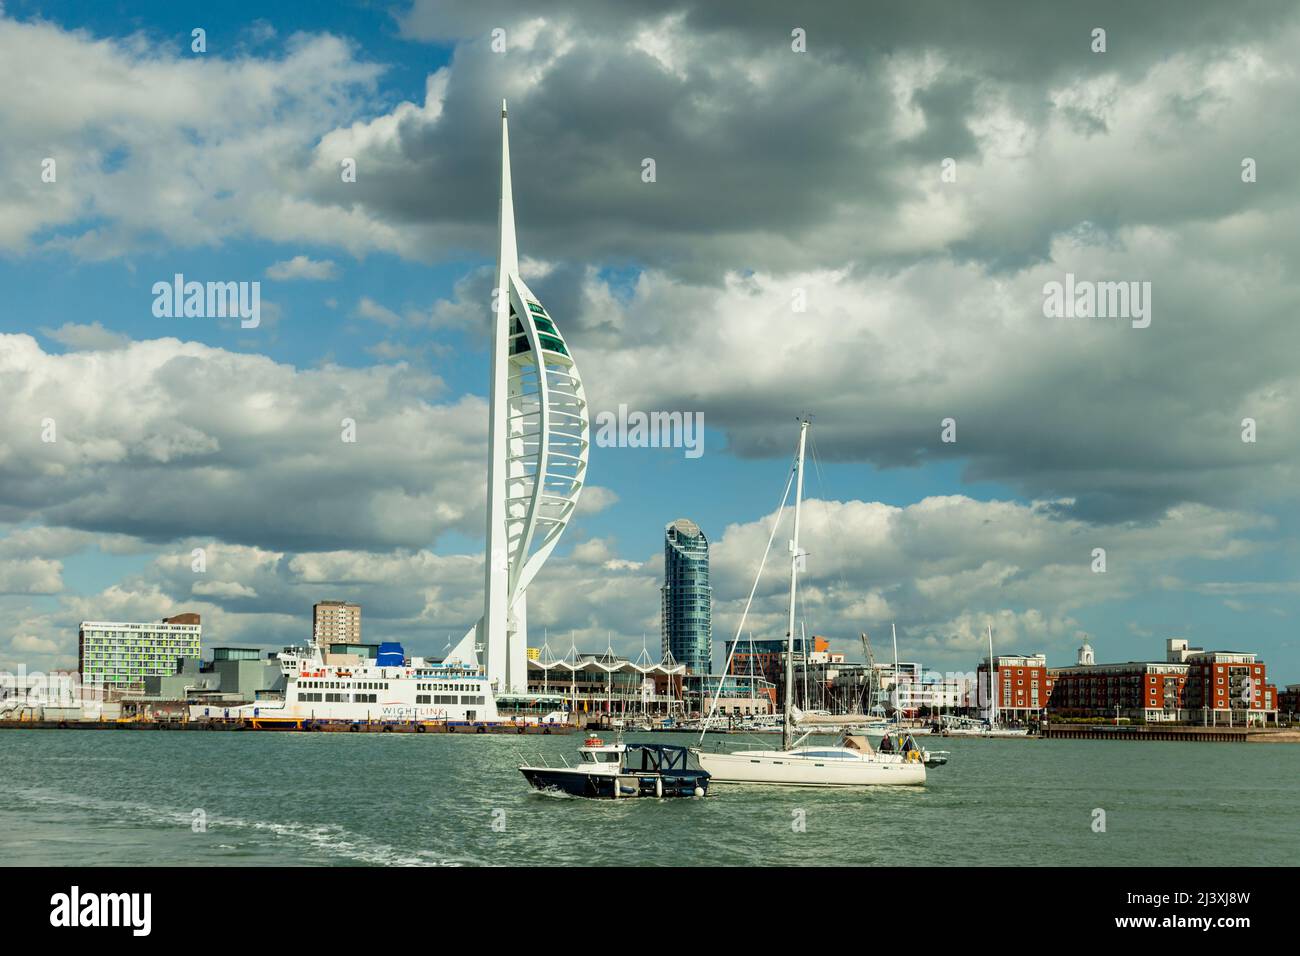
[783,418,809,751]
[987,623,998,727]
[801,620,809,712]
[892,621,900,721]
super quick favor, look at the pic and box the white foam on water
[9,785,483,867]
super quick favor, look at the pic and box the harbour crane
[859,631,883,716]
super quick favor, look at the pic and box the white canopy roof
[528,643,684,676]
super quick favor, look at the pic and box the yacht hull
[695,749,926,787]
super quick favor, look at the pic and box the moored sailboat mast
[782,418,809,751]
[988,623,998,727]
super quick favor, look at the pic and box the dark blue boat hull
[520,767,709,799]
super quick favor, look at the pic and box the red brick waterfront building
[1047,639,1277,726]
[975,653,1052,721]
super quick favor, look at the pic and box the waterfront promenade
[0,717,574,735]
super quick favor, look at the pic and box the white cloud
[0,333,478,552]
[575,485,618,515]
[192,580,258,599]
[266,256,338,280]
[0,486,1274,675]
[354,296,403,327]
[11,633,59,654]
[0,17,393,257]
[555,245,1300,521]
[703,494,1269,665]
[0,557,63,594]
[39,322,130,351]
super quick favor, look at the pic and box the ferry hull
[695,750,926,787]
[248,717,311,731]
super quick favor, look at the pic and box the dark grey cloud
[390,0,1300,523]
[519,214,1300,523]
[401,0,1293,75]
[334,0,1300,276]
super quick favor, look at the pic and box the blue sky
[1,0,1297,685]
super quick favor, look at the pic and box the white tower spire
[447,104,590,695]
[496,99,517,276]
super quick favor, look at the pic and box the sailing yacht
[692,419,927,787]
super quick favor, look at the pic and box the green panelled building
[79,615,202,691]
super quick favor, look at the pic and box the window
[538,334,568,355]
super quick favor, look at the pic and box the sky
[0,0,1297,685]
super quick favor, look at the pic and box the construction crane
[859,631,882,716]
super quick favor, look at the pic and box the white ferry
[189,640,500,729]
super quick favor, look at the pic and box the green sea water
[1,729,1296,866]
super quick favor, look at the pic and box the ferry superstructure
[189,641,501,725]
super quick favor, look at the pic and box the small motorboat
[519,734,710,799]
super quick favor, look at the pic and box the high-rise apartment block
[313,601,361,646]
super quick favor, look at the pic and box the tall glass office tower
[661,518,712,674]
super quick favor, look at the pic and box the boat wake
[9,785,480,867]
